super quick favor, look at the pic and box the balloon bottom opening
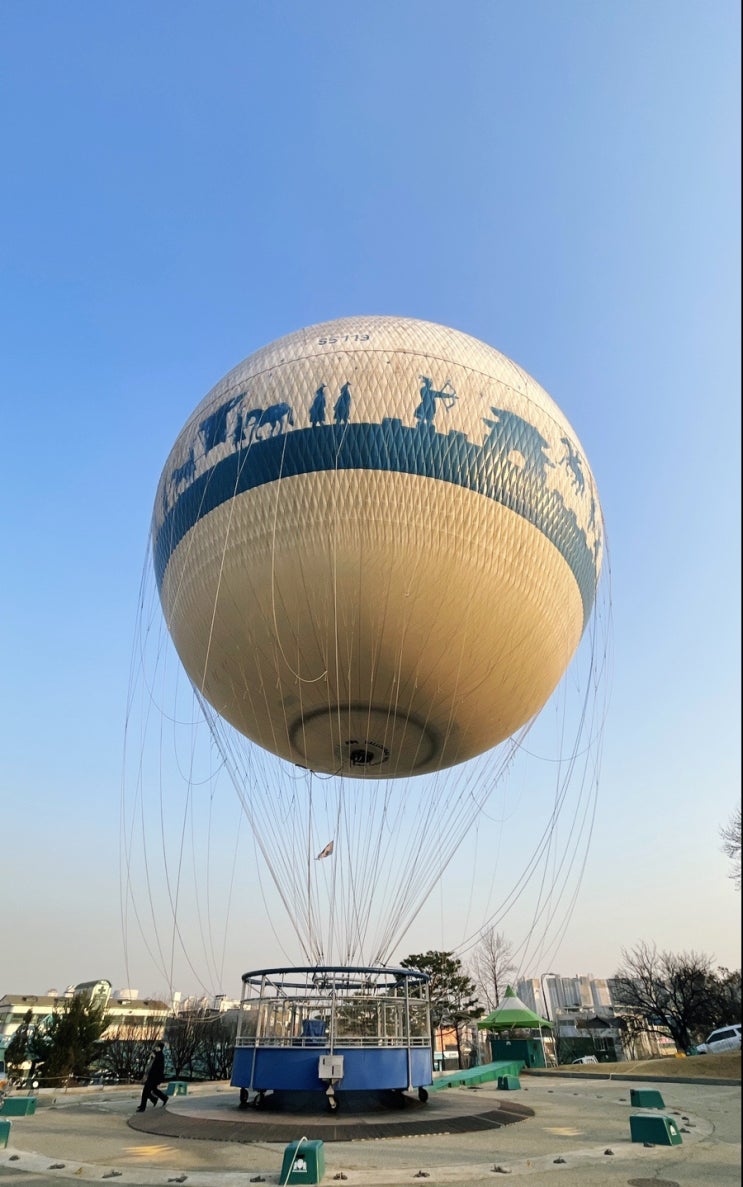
[288,705,438,777]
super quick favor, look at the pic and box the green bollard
[280,1138,326,1184]
[629,1114,682,1146]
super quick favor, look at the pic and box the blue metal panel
[410,1047,433,1087]
[232,1045,433,1093]
[334,1050,405,1091]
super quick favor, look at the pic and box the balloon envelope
[153,316,602,778]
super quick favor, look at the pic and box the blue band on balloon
[153,419,599,625]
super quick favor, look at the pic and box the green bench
[630,1088,665,1108]
[0,1096,37,1116]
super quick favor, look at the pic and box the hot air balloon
[146,315,604,1108]
[153,316,602,781]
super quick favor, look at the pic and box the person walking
[136,1041,168,1110]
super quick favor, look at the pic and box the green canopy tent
[477,986,553,1068]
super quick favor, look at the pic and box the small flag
[316,840,334,860]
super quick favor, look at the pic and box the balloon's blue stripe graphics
[154,418,599,626]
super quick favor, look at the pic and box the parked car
[695,1024,741,1055]
[571,1055,599,1064]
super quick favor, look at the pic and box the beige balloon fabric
[153,316,602,778]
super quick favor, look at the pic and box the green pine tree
[31,995,110,1086]
[401,950,483,1068]
[4,1008,34,1079]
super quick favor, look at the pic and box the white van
[696,1024,741,1054]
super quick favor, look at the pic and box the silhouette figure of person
[309,385,327,426]
[334,383,352,424]
[414,377,456,426]
[415,376,437,425]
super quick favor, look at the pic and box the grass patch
[543,1052,740,1080]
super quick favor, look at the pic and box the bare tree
[721,807,741,890]
[165,1011,203,1079]
[613,942,717,1051]
[401,951,482,1069]
[707,968,742,1028]
[197,1012,238,1080]
[98,1017,165,1082]
[470,929,516,1011]
[611,1009,660,1061]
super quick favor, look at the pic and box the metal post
[248,975,265,1093]
[540,973,558,1067]
[404,977,412,1090]
[329,983,336,1055]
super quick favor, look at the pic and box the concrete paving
[0,1074,740,1186]
[127,1085,533,1143]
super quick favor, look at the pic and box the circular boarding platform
[127,1088,534,1143]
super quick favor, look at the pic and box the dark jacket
[146,1049,165,1085]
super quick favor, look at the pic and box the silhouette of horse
[243,402,295,441]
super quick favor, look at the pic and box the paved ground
[1,1074,740,1186]
[126,1085,534,1143]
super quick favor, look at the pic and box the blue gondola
[231,965,432,1111]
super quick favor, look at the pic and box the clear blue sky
[1,1,740,998]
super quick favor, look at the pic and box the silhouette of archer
[414,376,457,427]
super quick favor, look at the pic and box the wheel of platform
[418,1087,429,1104]
[327,1094,338,1112]
[238,1087,249,1109]
[252,1091,265,1109]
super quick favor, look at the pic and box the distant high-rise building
[517,974,618,1020]
[591,979,613,1009]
